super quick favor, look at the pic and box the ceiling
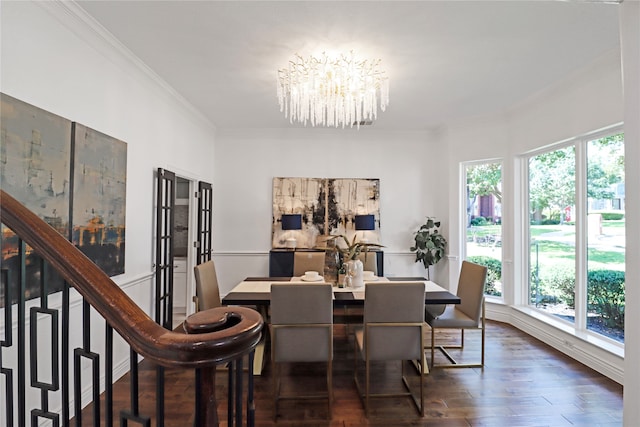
[76,1,621,132]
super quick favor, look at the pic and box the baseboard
[487,303,624,384]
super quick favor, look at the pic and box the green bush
[541,218,561,225]
[531,266,625,331]
[467,256,502,296]
[532,265,575,306]
[600,212,624,221]
[588,270,625,329]
[470,216,488,226]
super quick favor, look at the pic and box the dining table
[221,276,460,375]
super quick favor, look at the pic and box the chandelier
[277,51,389,129]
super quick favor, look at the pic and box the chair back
[456,261,488,323]
[363,282,425,360]
[293,251,325,277]
[356,252,377,275]
[271,283,333,362]
[193,260,221,311]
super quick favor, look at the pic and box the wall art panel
[72,123,127,276]
[0,93,127,306]
[272,177,380,249]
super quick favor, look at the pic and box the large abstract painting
[0,93,127,306]
[72,123,126,276]
[272,177,380,249]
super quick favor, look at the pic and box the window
[464,161,503,298]
[526,132,625,343]
[528,146,576,324]
[586,135,625,342]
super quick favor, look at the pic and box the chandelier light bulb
[277,51,389,129]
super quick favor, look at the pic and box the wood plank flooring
[95,320,623,427]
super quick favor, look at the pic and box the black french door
[196,181,213,265]
[154,168,176,330]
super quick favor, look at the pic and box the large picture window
[527,132,625,343]
[464,161,503,298]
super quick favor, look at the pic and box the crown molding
[35,1,216,132]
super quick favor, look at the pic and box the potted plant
[329,234,383,287]
[410,217,447,280]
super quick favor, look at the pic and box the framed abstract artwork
[272,177,380,249]
[72,123,127,276]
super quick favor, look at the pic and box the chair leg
[365,358,370,418]
[327,359,332,417]
[481,302,486,366]
[272,362,278,421]
[431,326,436,368]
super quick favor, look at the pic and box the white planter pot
[346,259,364,288]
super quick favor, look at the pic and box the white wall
[212,128,450,293]
[620,2,640,425]
[1,1,216,417]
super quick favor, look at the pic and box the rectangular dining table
[223,276,460,306]
[221,276,460,375]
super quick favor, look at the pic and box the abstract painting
[1,93,71,306]
[72,123,126,276]
[272,177,380,249]
[0,93,127,306]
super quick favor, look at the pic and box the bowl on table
[302,271,323,281]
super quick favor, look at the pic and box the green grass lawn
[468,222,625,268]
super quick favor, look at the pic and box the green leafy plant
[328,234,383,261]
[410,217,447,279]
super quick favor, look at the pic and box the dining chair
[356,251,378,275]
[354,281,425,417]
[292,251,325,277]
[193,260,222,312]
[270,283,333,420]
[425,260,487,369]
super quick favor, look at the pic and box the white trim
[486,301,624,384]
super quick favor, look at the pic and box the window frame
[460,158,504,301]
[521,125,625,347]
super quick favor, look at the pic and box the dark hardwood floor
[99,320,623,427]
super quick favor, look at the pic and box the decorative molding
[2,272,153,333]
[213,251,269,257]
[36,1,215,131]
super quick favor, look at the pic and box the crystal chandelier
[277,51,389,129]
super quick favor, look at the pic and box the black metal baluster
[62,281,70,426]
[74,299,100,426]
[227,362,234,427]
[106,325,113,427]
[30,259,61,426]
[235,357,243,427]
[17,240,26,427]
[1,268,14,427]
[247,350,255,427]
[120,349,151,426]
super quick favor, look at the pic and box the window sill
[512,305,624,359]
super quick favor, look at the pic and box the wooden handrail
[0,189,263,368]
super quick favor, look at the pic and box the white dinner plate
[301,276,324,282]
[364,276,378,281]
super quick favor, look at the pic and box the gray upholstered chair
[193,260,221,312]
[270,283,333,420]
[425,260,487,369]
[356,251,378,276]
[292,251,325,277]
[354,282,425,417]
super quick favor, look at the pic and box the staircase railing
[0,189,263,426]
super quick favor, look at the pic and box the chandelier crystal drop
[277,51,389,129]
